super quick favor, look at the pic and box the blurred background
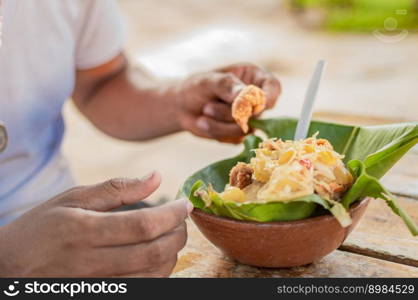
[62,0,418,204]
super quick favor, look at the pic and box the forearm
[74,62,183,141]
[73,57,281,142]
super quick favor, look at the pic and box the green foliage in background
[290,0,418,32]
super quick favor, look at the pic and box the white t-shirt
[0,0,125,225]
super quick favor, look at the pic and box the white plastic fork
[294,60,326,140]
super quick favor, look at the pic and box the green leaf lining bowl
[179,117,418,267]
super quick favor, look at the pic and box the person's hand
[176,63,281,143]
[0,172,191,277]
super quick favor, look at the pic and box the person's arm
[72,54,281,141]
[0,173,191,277]
[73,54,182,140]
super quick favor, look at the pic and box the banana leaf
[179,117,418,235]
[189,180,330,222]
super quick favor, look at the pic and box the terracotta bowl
[190,198,370,268]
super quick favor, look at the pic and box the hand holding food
[0,173,191,277]
[176,63,280,142]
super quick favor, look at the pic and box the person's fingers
[91,223,187,277]
[62,172,161,211]
[88,198,192,246]
[260,75,281,109]
[216,136,245,144]
[217,63,281,110]
[217,63,249,78]
[195,116,244,139]
[202,101,234,122]
[203,72,245,104]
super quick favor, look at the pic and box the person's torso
[0,0,84,216]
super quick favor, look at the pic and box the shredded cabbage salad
[219,134,353,205]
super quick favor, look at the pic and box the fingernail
[141,171,156,181]
[196,118,209,131]
[231,84,245,97]
[203,105,215,117]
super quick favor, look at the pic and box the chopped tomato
[299,159,312,169]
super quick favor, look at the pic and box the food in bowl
[181,118,418,267]
[185,118,418,235]
[226,136,353,203]
[194,135,356,227]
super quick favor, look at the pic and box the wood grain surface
[172,220,418,278]
[341,196,418,267]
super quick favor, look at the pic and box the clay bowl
[190,198,370,268]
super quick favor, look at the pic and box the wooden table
[171,114,418,278]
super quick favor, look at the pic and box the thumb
[67,171,161,212]
[208,73,246,104]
